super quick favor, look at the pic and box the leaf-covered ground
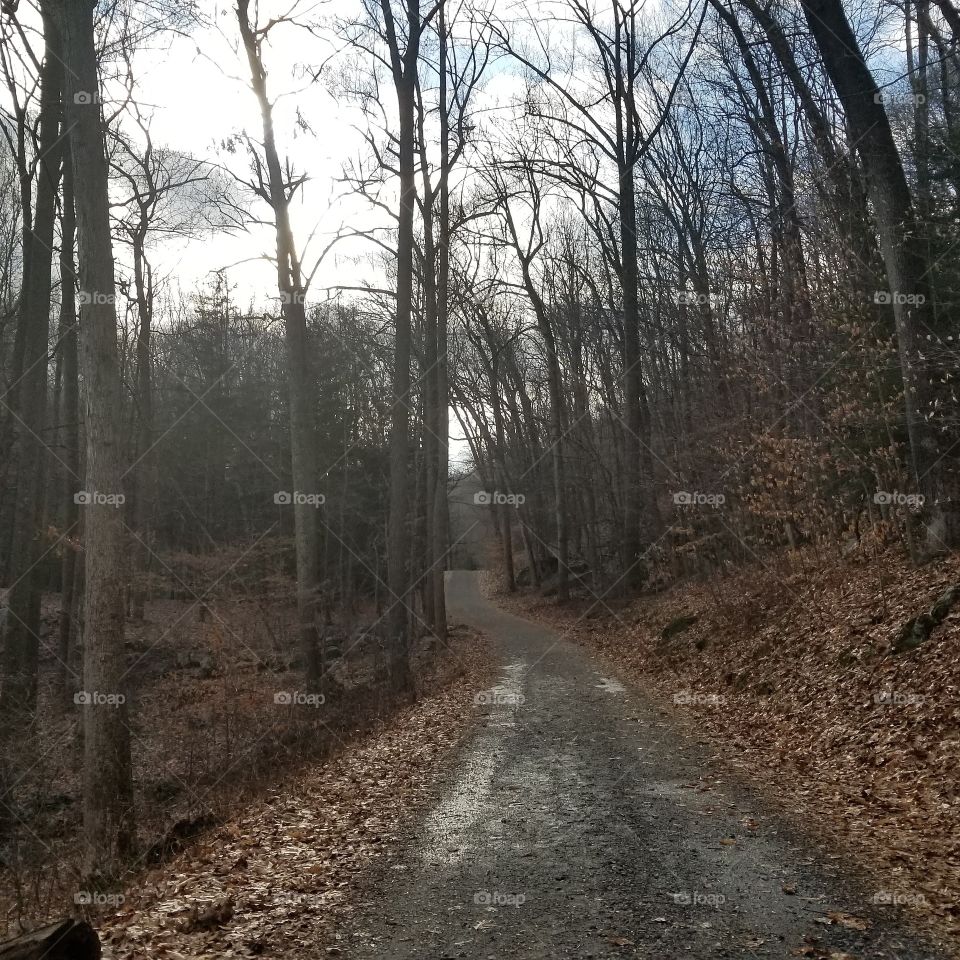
[343,570,947,960]
[0,587,486,939]
[76,629,493,959]
[496,548,960,948]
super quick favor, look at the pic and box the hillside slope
[498,548,960,944]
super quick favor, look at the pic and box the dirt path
[342,571,945,959]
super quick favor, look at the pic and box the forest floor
[0,586,494,948]
[92,622,493,959]
[5,551,956,958]
[496,544,960,951]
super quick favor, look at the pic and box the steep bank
[495,548,960,945]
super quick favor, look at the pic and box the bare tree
[236,0,323,689]
[802,0,960,550]
[0,1,63,840]
[492,0,704,588]
[55,137,80,707]
[376,0,427,689]
[54,0,135,875]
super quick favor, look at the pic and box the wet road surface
[345,571,945,959]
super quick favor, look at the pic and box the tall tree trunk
[56,0,135,875]
[542,320,569,599]
[129,230,152,621]
[237,0,322,689]
[0,2,64,787]
[618,157,650,587]
[416,84,439,635]
[56,139,80,707]
[1,1,64,676]
[431,0,450,640]
[802,0,960,550]
[614,6,653,589]
[0,105,34,582]
[382,0,421,691]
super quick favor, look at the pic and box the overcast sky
[127,1,380,307]
[3,0,912,470]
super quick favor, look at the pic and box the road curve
[345,571,944,959]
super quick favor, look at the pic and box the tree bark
[56,0,136,875]
[382,0,421,691]
[802,0,959,550]
[614,5,656,589]
[0,5,64,837]
[56,138,80,707]
[431,0,450,640]
[0,1,63,725]
[237,0,322,689]
[129,222,153,621]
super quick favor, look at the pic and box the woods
[0,0,957,942]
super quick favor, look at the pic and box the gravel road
[344,571,945,959]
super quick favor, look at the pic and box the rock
[659,614,698,644]
[930,584,960,624]
[891,583,959,653]
[892,613,935,653]
[0,920,100,959]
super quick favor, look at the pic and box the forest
[0,0,958,956]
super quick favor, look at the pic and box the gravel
[345,571,946,960]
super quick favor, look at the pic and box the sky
[4,0,481,464]
[4,0,916,470]
[6,0,916,312]
[120,0,575,309]
[127,0,378,306]
[123,0,490,467]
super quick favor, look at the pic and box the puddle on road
[418,660,528,865]
[485,660,527,728]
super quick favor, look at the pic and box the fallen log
[0,919,100,959]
